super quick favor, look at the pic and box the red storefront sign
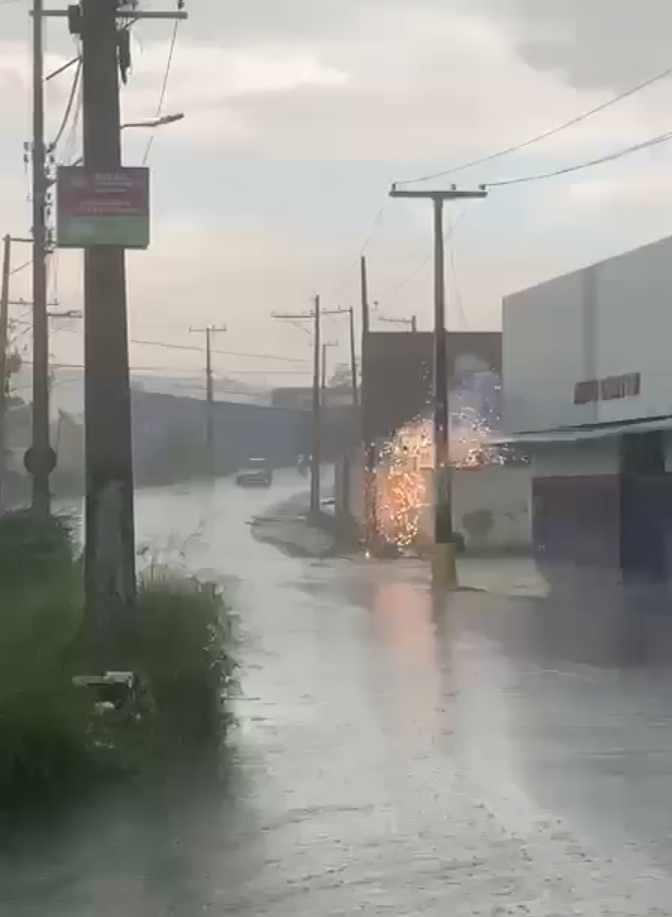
[574,372,641,405]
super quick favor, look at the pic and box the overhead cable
[486,128,672,188]
[400,62,672,186]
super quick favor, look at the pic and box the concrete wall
[336,449,532,553]
[414,467,531,552]
[504,235,672,433]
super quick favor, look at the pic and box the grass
[0,511,236,813]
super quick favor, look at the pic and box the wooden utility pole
[31,0,52,518]
[191,324,226,475]
[389,184,487,588]
[0,235,10,509]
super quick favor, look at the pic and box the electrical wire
[142,18,180,165]
[399,61,672,186]
[486,127,672,188]
[10,258,32,277]
[49,60,82,150]
[62,82,82,165]
[330,202,387,302]
[380,209,467,301]
[130,337,309,362]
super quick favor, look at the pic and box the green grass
[0,511,236,812]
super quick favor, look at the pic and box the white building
[503,235,672,586]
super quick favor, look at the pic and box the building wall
[532,439,621,579]
[504,235,672,433]
[336,450,531,553]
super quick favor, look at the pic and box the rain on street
[4,472,672,915]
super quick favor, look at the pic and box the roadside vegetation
[0,510,236,814]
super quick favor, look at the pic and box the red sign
[56,166,150,248]
[58,168,148,216]
[574,372,641,405]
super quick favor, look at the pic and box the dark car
[236,457,273,487]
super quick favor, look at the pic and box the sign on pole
[56,166,150,249]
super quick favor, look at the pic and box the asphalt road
[4,471,672,915]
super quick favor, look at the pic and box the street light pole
[389,184,487,588]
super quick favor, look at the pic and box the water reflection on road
[4,473,672,913]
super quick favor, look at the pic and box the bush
[0,511,236,813]
[0,511,92,809]
[128,570,236,757]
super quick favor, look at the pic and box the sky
[2,0,672,401]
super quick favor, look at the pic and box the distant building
[362,330,502,441]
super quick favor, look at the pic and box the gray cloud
[460,0,672,90]
[182,0,672,93]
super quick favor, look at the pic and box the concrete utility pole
[389,184,487,588]
[39,0,187,644]
[79,0,136,633]
[360,254,378,554]
[31,0,52,518]
[191,324,226,475]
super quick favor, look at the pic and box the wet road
[4,472,672,914]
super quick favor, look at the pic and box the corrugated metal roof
[493,414,672,445]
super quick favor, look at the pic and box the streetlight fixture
[68,112,185,166]
[121,112,185,130]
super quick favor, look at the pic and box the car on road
[236,457,273,488]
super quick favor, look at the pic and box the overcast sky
[2,0,672,394]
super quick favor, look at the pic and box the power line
[142,17,180,165]
[487,127,672,188]
[50,59,82,150]
[400,61,672,186]
[130,337,309,363]
[10,258,32,277]
[331,201,387,300]
[380,209,467,301]
[62,80,82,165]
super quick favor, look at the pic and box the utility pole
[274,299,345,517]
[389,183,487,588]
[360,254,378,554]
[311,295,321,516]
[0,235,10,510]
[348,306,359,409]
[191,324,226,475]
[79,0,136,635]
[40,0,187,645]
[31,0,52,518]
[46,0,187,642]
